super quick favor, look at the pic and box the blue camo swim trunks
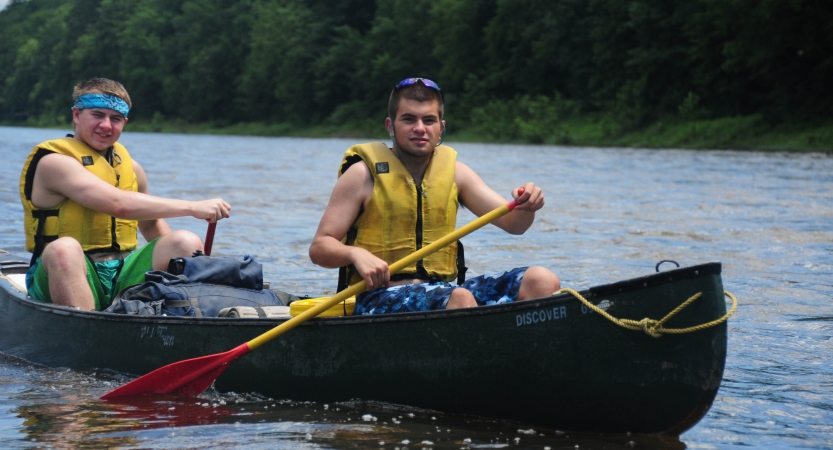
[353,267,529,315]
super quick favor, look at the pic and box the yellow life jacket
[20,137,139,260]
[338,142,459,287]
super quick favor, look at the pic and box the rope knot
[637,318,663,338]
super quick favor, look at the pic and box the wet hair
[72,77,132,109]
[388,81,444,122]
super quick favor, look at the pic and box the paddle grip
[507,187,525,211]
[204,222,217,256]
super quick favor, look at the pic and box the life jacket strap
[29,209,59,266]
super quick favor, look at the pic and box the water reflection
[2,352,689,448]
[19,393,690,449]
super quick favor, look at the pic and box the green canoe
[0,249,731,435]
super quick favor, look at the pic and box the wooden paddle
[101,190,525,399]
[204,222,217,256]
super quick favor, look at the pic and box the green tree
[238,0,323,122]
[1,0,831,130]
[685,0,833,121]
[111,0,182,120]
[0,0,74,124]
[163,0,253,123]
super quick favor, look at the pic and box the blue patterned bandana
[73,93,130,117]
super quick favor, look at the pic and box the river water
[0,126,831,449]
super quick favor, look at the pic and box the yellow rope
[555,287,737,338]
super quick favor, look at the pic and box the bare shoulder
[37,151,81,172]
[314,158,372,239]
[342,158,371,178]
[132,159,146,175]
[30,153,95,207]
[336,159,373,200]
[35,152,90,186]
[454,160,505,215]
[454,161,487,193]
[455,160,476,177]
[316,158,373,226]
[132,159,149,193]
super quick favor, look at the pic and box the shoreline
[4,115,831,153]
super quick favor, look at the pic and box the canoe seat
[0,274,28,294]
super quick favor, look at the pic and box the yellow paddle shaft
[246,201,515,350]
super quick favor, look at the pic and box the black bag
[104,255,291,317]
[167,254,263,290]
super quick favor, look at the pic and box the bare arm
[31,153,231,222]
[133,160,172,242]
[455,161,544,235]
[308,162,391,290]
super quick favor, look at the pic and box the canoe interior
[0,249,727,435]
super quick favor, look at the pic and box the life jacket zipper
[416,184,425,275]
[110,162,120,251]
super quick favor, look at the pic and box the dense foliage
[1,0,831,139]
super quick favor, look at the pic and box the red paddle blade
[101,343,251,399]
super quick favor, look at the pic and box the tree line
[1,0,831,138]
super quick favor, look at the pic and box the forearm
[494,210,535,235]
[110,192,196,220]
[309,235,355,269]
[35,154,230,222]
[310,234,391,291]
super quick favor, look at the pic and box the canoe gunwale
[0,259,722,327]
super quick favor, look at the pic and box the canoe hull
[0,253,726,434]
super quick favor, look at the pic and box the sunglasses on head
[393,78,442,94]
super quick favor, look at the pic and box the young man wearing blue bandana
[19,77,232,311]
[309,78,561,315]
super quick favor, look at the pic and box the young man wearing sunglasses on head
[310,78,560,315]
[19,77,232,311]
